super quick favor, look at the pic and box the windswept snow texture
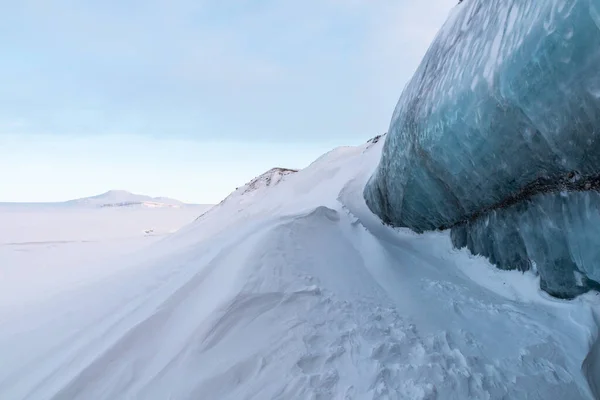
[364,0,600,298]
[1,140,599,399]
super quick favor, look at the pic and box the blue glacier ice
[364,0,600,298]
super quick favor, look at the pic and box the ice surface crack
[441,171,600,230]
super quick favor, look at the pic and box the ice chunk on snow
[364,0,600,297]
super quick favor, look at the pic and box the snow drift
[1,139,598,399]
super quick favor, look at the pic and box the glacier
[364,0,600,298]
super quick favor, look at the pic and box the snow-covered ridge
[234,167,298,194]
[238,167,298,195]
[0,136,598,399]
[98,201,181,209]
[214,167,298,208]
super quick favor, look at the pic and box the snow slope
[0,140,598,399]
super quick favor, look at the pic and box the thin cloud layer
[1,0,453,141]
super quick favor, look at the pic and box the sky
[0,0,453,204]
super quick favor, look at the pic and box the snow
[0,140,598,399]
[0,205,208,313]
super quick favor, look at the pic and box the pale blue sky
[0,0,452,203]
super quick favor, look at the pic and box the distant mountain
[65,190,205,209]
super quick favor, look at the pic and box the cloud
[1,1,456,202]
[169,36,287,89]
[2,0,453,140]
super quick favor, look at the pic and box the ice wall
[364,0,600,298]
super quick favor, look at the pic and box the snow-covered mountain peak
[67,190,186,208]
[215,167,298,209]
[97,189,133,197]
[242,167,298,194]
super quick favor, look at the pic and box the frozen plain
[0,139,598,399]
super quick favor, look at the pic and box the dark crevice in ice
[439,172,600,231]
